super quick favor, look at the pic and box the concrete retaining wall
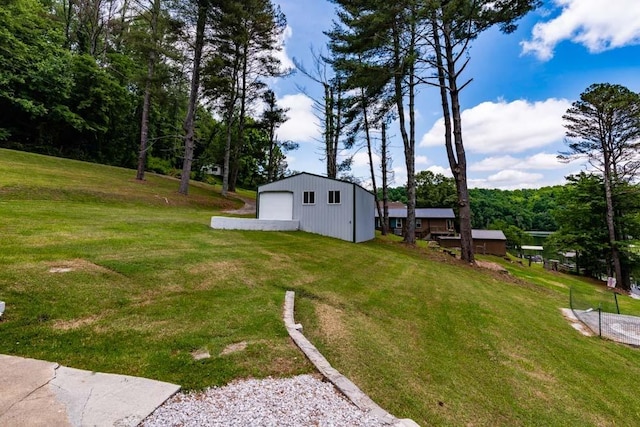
[210,217,299,231]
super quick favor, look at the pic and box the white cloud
[521,0,640,60]
[420,98,570,154]
[415,155,429,165]
[470,152,575,172]
[487,169,544,184]
[276,93,320,143]
[470,156,519,172]
[274,25,295,72]
[352,151,381,168]
[470,170,551,190]
[424,165,453,177]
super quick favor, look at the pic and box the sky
[266,0,640,190]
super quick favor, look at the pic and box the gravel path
[223,194,256,216]
[140,374,385,427]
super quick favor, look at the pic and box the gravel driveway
[141,374,385,426]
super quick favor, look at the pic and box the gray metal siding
[258,173,374,242]
[354,185,375,242]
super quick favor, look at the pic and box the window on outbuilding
[416,219,422,229]
[395,218,403,229]
[303,191,315,205]
[328,190,341,204]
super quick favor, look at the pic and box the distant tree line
[382,173,562,232]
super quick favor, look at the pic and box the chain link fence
[570,287,640,346]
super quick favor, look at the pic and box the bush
[146,156,172,175]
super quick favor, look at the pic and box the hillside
[1,148,640,426]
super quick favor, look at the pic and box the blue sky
[267,0,640,190]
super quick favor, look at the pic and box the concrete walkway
[0,355,180,427]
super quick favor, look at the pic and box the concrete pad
[0,355,70,427]
[0,354,180,427]
[210,216,299,231]
[50,366,180,427]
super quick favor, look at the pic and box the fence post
[598,304,602,337]
[614,292,620,314]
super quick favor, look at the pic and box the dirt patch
[266,357,304,376]
[315,303,350,344]
[476,261,508,273]
[541,279,568,289]
[46,259,122,276]
[191,349,211,360]
[52,315,100,330]
[188,260,261,288]
[222,195,256,215]
[220,341,248,356]
[190,260,245,276]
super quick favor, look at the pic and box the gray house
[257,173,375,243]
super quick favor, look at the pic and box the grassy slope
[2,148,640,426]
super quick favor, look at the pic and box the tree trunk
[325,84,336,178]
[603,156,625,289]
[361,88,383,234]
[222,113,234,197]
[380,120,389,235]
[391,18,415,244]
[179,1,207,195]
[63,0,74,49]
[136,0,159,181]
[333,80,342,176]
[136,57,154,181]
[404,55,416,244]
[440,18,474,262]
[267,121,275,182]
[229,42,249,193]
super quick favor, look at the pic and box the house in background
[201,164,223,176]
[257,173,375,243]
[375,207,455,239]
[437,229,507,256]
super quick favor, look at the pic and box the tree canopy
[0,0,297,191]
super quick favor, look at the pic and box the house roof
[375,208,455,219]
[522,245,544,251]
[439,229,507,241]
[472,229,506,240]
[258,172,374,195]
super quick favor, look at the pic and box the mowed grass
[2,148,640,426]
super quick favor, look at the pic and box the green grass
[2,148,640,425]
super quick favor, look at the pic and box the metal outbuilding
[257,173,375,243]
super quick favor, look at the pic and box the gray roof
[438,229,507,241]
[472,229,506,240]
[375,208,455,219]
[259,172,374,195]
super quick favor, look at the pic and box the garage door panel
[259,192,293,220]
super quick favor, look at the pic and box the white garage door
[259,192,293,220]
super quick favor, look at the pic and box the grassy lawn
[2,148,640,426]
